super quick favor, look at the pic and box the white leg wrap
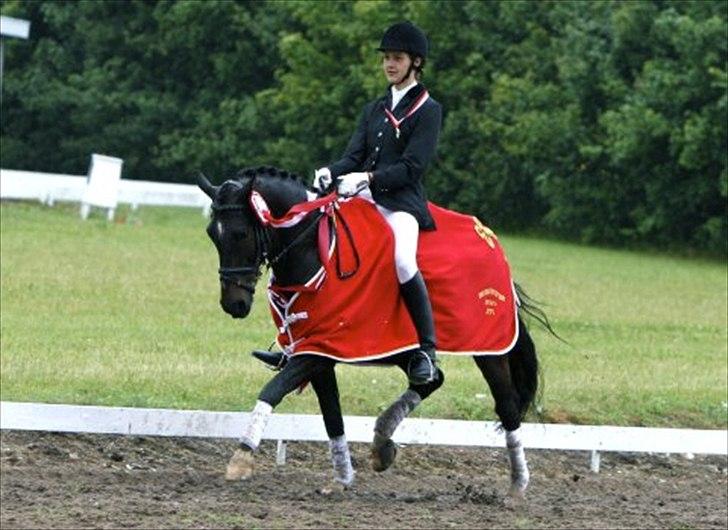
[506,428,529,493]
[374,389,422,442]
[239,400,273,451]
[328,435,355,487]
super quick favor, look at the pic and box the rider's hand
[337,172,370,197]
[313,167,332,191]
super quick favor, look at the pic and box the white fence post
[590,450,601,473]
[276,440,287,466]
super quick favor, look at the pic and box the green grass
[1,201,726,428]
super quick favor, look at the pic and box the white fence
[2,402,725,472]
[0,168,211,214]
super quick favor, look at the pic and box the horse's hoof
[319,480,351,495]
[370,439,397,472]
[225,448,254,481]
[507,483,527,500]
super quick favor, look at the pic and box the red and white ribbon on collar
[384,90,429,138]
[249,190,338,228]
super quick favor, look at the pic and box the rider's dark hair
[412,55,426,78]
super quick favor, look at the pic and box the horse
[198,166,547,497]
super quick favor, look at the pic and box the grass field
[1,201,726,429]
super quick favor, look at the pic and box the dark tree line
[1,0,726,252]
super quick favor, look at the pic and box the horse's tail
[509,282,561,420]
[509,316,540,419]
[514,282,562,341]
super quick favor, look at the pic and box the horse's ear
[197,172,218,199]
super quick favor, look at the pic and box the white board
[1,402,725,456]
[82,154,123,209]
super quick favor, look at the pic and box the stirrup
[407,350,437,385]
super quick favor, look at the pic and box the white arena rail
[0,169,211,213]
[2,402,725,472]
[0,169,86,204]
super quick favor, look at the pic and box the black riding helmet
[377,21,428,84]
[377,21,428,58]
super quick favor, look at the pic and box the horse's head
[198,167,313,319]
[199,172,262,318]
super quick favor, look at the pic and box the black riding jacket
[328,83,442,230]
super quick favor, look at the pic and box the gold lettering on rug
[478,287,506,316]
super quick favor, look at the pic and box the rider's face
[382,51,414,86]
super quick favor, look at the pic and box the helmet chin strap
[396,65,415,87]
[394,54,418,87]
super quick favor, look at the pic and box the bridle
[210,181,322,292]
[210,201,266,294]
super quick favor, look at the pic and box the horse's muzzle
[220,284,253,318]
[220,297,252,319]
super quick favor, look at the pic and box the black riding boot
[400,272,438,385]
[252,349,287,370]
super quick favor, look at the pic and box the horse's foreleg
[225,355,326,481]
[473,355,529,497]
[310,365,355,487]
[371,362,445,472]
[225,400,271,480]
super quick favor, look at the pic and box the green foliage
[1,0,726,252]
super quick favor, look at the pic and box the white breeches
[359,188,419,283]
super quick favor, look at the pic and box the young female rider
[225,22,443,486]
[315,20,442,386]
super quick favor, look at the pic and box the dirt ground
[1,430,726,529]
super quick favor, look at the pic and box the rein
[212,185,361,288]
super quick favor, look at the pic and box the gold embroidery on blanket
[478,287,506,316]
[473,218,497,248]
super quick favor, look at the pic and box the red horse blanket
[267,198,518,361]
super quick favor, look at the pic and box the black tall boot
[399,272,438,385]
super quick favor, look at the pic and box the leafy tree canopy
[1,0,725,253]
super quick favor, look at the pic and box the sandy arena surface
[1,430,726,529]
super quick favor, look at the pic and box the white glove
[313,167,332,191]
[336,172,370,197]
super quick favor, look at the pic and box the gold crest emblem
[473,217,497,249]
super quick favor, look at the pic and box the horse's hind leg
[226,355,330,481]
[473,354,530,497]
[371,358,445,472]
[310,365,355,487]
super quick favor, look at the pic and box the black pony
[198,166,544,497]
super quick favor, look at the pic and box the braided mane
[235,166,303,183]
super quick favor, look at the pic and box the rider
[314,21,442,385]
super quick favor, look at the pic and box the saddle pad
[268,198,518,361]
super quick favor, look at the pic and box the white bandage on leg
[505,427,522,448]
[239,400,273,451]
[505,427,530,493]
[328,434,355,486]
[376,206,420,283]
